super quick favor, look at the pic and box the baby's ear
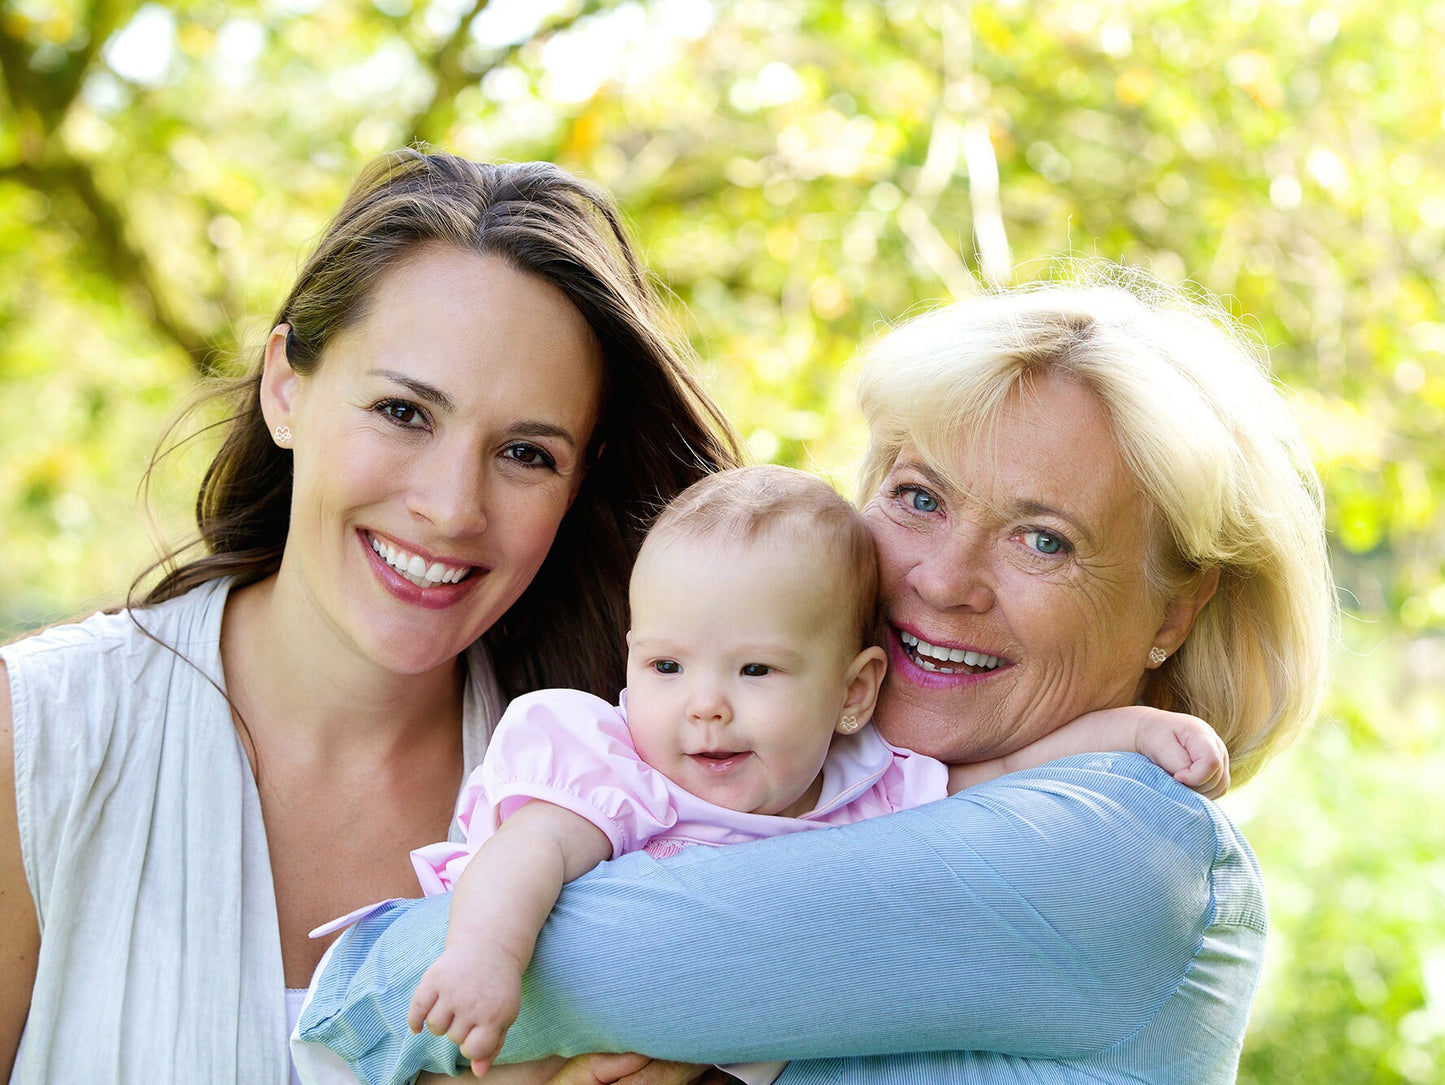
[837,646,887,734]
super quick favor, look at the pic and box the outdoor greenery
[2,0,1441,1080]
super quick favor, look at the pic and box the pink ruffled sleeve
[409,689,679,895]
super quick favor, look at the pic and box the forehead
[633,528,853,632]
[916,375,1147,542]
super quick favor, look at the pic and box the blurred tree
[2,0,1442,1079]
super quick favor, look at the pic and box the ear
[1150,566,1221,662]
[836,645,888,734]
[259,324,301,435]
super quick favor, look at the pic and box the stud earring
[839,714,860,735]
[273,425,292,444]
[1148,646,1167,666]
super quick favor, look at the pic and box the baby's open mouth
[901,630,1004,675]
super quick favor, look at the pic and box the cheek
[504,491,576,565]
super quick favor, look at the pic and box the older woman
[299,270,1335,1084]
[0,149,738,1083]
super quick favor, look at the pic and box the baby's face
[625,531,861,817]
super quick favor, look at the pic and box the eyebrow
[1011,499,1095,548]
[374,370,455,412]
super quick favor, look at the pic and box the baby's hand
[409,942,525,1076]
[1136,708,1231,800]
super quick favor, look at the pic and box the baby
[299,465,1226,1084]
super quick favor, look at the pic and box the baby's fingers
[459,1025,504,1077]
[408,985,435,1034]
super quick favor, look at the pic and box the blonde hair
[857,268,1336,783]
[642,465,880,652]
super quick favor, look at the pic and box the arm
[302,759,1256,1074]
[409,800,611,1075]
[1,661,41,1079]
[495,759,1238,1065]
[947,704,1230,798]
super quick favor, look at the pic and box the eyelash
[889,483,940,514]
[502,442,558,471]
[371,401,559,471]
[373,398,428,429]
[1017,528,1072,557]
[890,481,1071,557]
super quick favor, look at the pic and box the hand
[544,1054,722,1084]
[408,943,525,1076]
[1147,710,1231,800]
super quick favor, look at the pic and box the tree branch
[404,0,614,147]
[3,156,222,373]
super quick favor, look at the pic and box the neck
[220,574,466,763]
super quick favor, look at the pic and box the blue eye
[653,660,680,675]
[897,485,939,513]
[1022,530,1067,555]
[740,663,771,677]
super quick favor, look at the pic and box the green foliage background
[2,0,1441,1079]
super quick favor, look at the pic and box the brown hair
[141,148,740,699]
[641,465,880,652]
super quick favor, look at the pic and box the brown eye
[503,442,557,470]
[376,399,424,426]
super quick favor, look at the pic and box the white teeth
[900,630,1002,672]
[369,535,471,587]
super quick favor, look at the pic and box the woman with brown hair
[0,148,738,1084]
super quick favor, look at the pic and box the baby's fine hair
[643,465,880,651]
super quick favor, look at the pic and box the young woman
[0,148,739,1085]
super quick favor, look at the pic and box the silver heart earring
[1148,646,1167,666]
[839,714,860,734]
[273,425,292,444]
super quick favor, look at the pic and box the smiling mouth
[900,630,1005,675]
[689,751,751,773]
[368,533,475,588]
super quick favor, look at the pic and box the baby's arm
[947,704,1229,798]
[408,801,611,1076]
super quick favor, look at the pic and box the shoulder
[491,689,627,748]
[954,751,1265,935]
[0,581,231,789]
[0,580,228,686]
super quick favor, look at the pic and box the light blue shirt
[297,752,1266,1083]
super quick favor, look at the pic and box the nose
[685,681,732,726]
[906,524,996,613]
[406,442,489,536]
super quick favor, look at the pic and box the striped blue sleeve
[298,753,1264,1083]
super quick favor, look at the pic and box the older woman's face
[862,374,1174,765]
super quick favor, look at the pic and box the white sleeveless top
[2,578,503,1084]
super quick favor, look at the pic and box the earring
[1148,646,1167,666]
[839,714,860,735]
[273,425,292,444]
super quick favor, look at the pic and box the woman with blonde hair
[302,267,1335,1084]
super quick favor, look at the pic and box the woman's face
[862,373,1179,765]
[262,243,603,678]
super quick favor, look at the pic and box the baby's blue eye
[740,663,771,677]
[653,660,680,675]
